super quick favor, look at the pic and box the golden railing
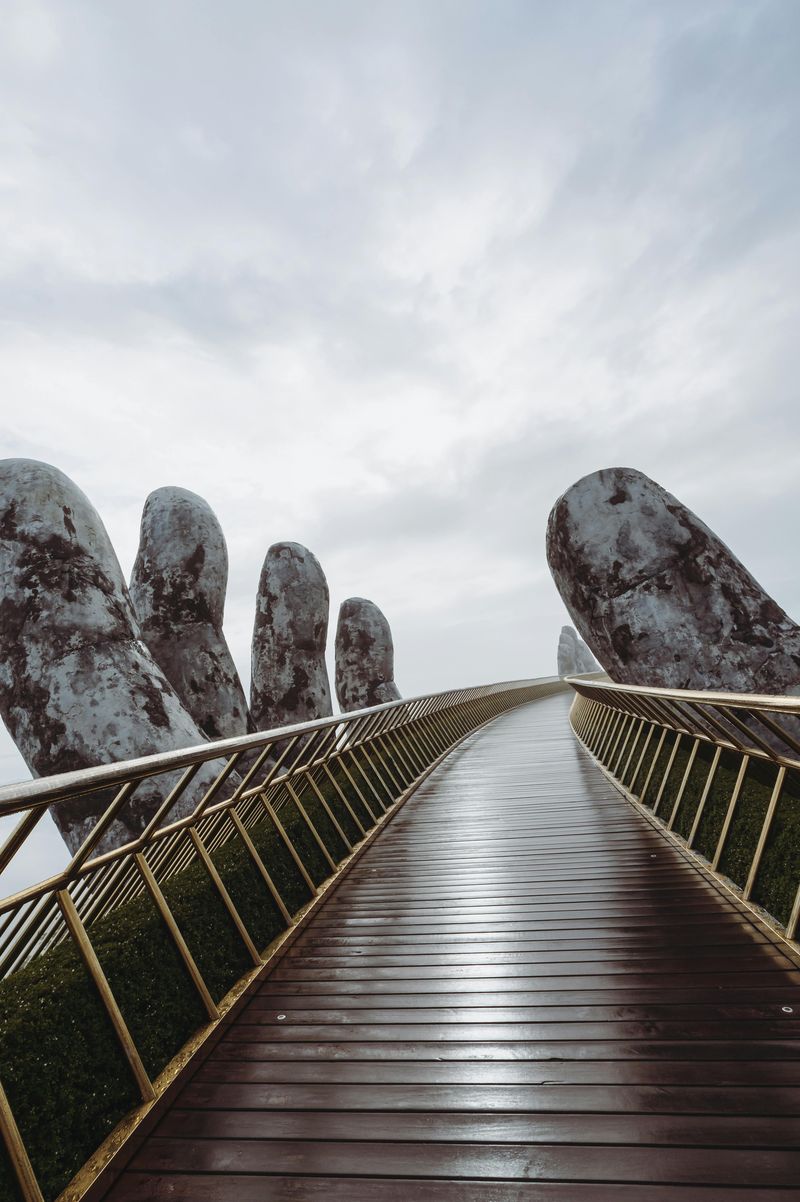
[567,676,800,947]
[0,676,564,1202]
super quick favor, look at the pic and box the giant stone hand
[0,460,223,854]
[546,467,800,694]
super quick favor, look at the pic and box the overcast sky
[2,0,800,816]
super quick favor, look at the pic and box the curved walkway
[103,692,800,1200]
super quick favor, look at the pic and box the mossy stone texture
[130,486,251,740]
[335,597,401,713]
[0,460,219,854]
[547,467,800,693]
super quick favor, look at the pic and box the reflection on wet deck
[104,693,800,1201]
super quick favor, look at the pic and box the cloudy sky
[2,0,800,812]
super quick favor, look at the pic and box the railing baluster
[347,718,395,806]
[348,744,392,811]
[377,731,416,788]
[315,764,367,836]
[667,738,699,829]
[617,711,640,770]
[652,732,683,815]
[787,884,800,941]
[301,773,353,852]
[619,718,645,784]
[389,723,426,777]
[228,811,293,925]
[583,703,606,751]
[258,794,317,896]
[711,755,750,871]
[282,779,338,872]
[688,746,722,849]
[0,1079,44,1202]
[188,829,262,965]
[744,766,786,901]
[609,714,635,775]
[628,723,655,791]
[135,852,219,1019]
[57,889,154,1102]
[325,758,378,823]
[594,707,617,759]
[639,727,667,804]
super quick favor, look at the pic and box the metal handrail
[0,675,564,1202]
[568,676,800,714]
[0,680,540,818]
[566,674,800,948]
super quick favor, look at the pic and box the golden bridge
[0,677,798,1200]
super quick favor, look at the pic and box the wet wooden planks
[103,693,800,1200]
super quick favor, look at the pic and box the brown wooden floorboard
[102,693,800,1199]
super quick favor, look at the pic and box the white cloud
[4,0,61,69]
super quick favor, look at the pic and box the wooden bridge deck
[103,692,800,1200]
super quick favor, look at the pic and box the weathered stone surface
[546,467,800,693]
[130,486,251,739]
[557,625,600,677]
[335,597,401,712]
[250,542,332,730]
[0,459,222,854]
